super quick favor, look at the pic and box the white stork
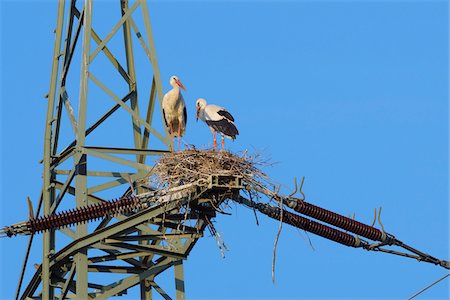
[195,98,239,150]
[162,75,187,151]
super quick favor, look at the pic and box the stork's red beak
[196,106,199,122]
[175,79,186,91]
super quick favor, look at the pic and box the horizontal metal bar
[83,146,168,155]
[105,242,186,260]
[91,248,147,269]
[88,251,151,264]
[107,233,203,242]
[81,148,155,173]
[88,265,143,274]
[150,221,199,233]
[55,170,135,177]
[86,171,148,195]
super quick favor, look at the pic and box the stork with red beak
[196,98,239,150]
[162,75,187,151]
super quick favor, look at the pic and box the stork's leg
[169,122,174,135]
[221,136,225,151]
[177,123,181,151]
[213,133,217,151]
[169,122,174,152]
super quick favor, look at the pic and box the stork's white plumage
[162,75,187,151]
[196,98,239,150]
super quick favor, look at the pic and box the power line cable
[407,273,450,300]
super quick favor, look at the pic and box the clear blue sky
[1,0,448,299]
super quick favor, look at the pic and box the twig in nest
[209,197,231,215]
[206,216,228,258]
[272,199,284,284]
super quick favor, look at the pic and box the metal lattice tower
[17,0,208,298]
[10,1,449,298]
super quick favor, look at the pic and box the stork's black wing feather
[183,106,187,125]
[206,119,239,139]
[217,110,235,122]
[162,109,169,127]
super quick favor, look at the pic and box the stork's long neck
[198,107,206,122]
[171,84,180,96]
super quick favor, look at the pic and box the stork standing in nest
[162,75,187,151]
[196,98,239,151]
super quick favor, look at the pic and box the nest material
[150,148,270,190]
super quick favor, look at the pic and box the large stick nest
[150,148,271,192]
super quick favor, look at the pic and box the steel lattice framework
[15,0,208,298]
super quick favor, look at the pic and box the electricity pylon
[12,1,449,299]
[17,0,204,298]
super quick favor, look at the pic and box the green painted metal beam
[81,148,155,173]
[74,0,93,296]
[140,0,172,149]
[42,0,65,297]
[88,251,152,264]
[174,260,185,300]
[105,242,187,260]
[83,146,168,155]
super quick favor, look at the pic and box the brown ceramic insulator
[290,200,384,242]
[28,196,145,234]
[256,203,360,248]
